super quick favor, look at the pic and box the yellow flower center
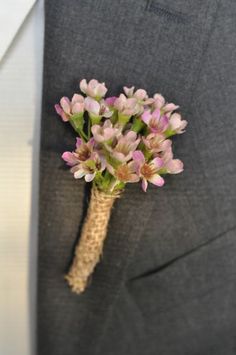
[116,165,131,182]
[140,163,155,179]
[76,146,91,161]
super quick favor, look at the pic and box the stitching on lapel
[145,0,191,24]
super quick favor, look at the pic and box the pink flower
[55,94,84,121]
[61,151,80,166]
[161,148,184,174]
[71,152,106,182]
[62,138,105,182]
[108,161,139,183]
[114,94,140,117]
[62,138,95,167]
[91,120,120,143]
[80,79,107,99]
[153,93,179,117]
[143,133,172,154]
[124,86,154,106]
[133,150,164,191]
[108,131,140,162]
[168,113,187,134]
[123,87,154,114]
[105,96,117,107]
[141,109,169,134]
[84,97,112,119]
[123,86,153,103]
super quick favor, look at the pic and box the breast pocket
[127,0,219,101]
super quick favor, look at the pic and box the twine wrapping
[65,185,120,294]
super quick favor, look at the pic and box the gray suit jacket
[37,0,236,354]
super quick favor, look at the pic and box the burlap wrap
[65,185,119,294]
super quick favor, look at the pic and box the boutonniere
[55,79,187,294]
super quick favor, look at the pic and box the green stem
[87,118,91,139]
[70,121,88,141]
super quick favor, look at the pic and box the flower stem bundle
[55,79,187,293]
[65,186,119,294]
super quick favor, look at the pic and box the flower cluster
[55,79,187,192]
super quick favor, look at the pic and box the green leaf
[85,159,96,169]
[118,112,131,126]
[158,168,168,175]
[70,113,84,131]
[113,181,125,191]
[131,117,145,133]
[90,113,102,125]
[110,110,118,125]
[164,129,176,138]
[105,153,121,169]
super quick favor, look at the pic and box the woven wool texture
[65,186,119,294]
[38,1,236,354]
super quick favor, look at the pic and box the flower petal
[142,178,148,192]
[61,152,78,166]
[133,150,145,165]
[84,97,100,115]
[91,125,104,142]
[72,102,84,114]
[135,89,147,100]
[141,110,152,124]
[74,169,85,179]
[152,108,161,120]
[166,159,184,174]
[85,172,96,182]
[55,104,62,115]
[60,97,71,114]
[153,93,165,108]
[96,83,107,97]
[129,173,140,183]
[151,157,163,169]
[103,127,117,141]
[123,86,134,97]
[149,174,165,187]
[76,137,83,148]
[105,96,117,106]
[71,93,84,104]
[79,79,87,93]
[159,114,169,131]
[125,130,137,142]
[164,103,179,112]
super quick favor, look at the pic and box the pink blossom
[80,79,107,99]
[62,138,95,166]
[133,150,164,191]
[61,151,80,166]
[55,94,84,121]
[108,131,140,162]
[141,109,169,134]
[108,161,139,183]
[153,93,179,116]
[168,113,187,134]
[114,94,140,117]
[143,133,172,154]
[123,86,154,105]
[105,96,117,106]
[71,152,106,182]
[91,120,120,143]
[84,97,112,119]
[123,86,149,101]
[60,79,187,191]
[161,148,184,174]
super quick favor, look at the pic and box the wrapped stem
[65,185,119,294]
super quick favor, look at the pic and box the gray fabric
[37,0,236,354]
